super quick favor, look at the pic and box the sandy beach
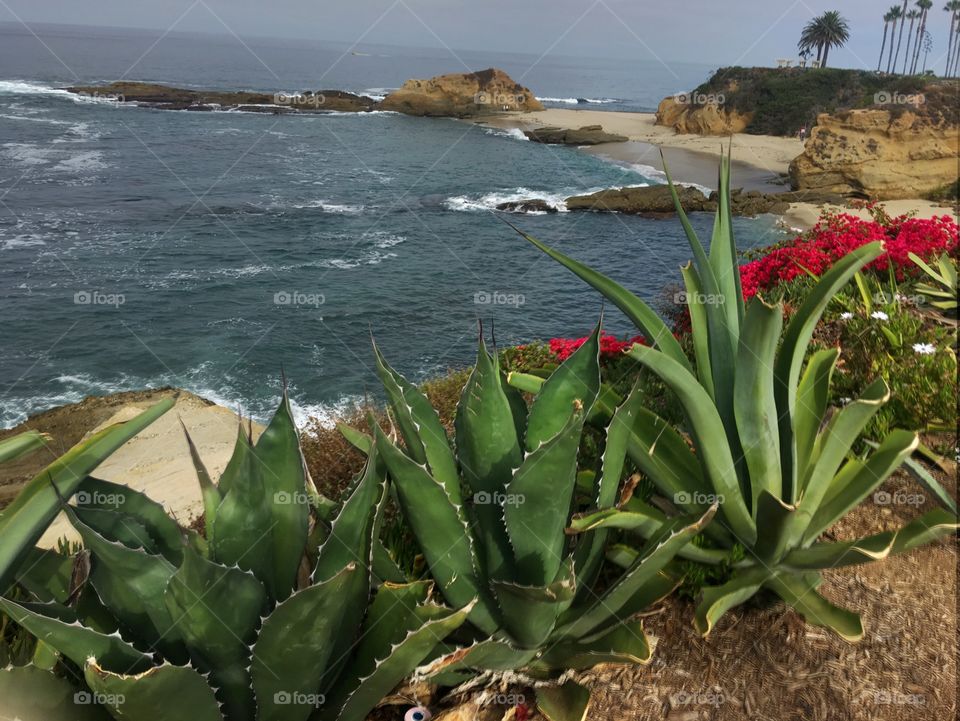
[482,108,957,230]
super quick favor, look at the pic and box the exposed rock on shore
[789,85,960,199]
[498,185,847,217]
[380,68,543,117]
[523,124,628,145]
[656,96,751,135]
[67,81,378,113]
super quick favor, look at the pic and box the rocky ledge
[66,68,543,118]
[523,124,628,145]
[497,185,846,217]
[789,85,959,199]
[67,81,378,113]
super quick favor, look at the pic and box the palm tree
[945,1,960,76]
[887,5,903,71]
[911,0,934,73]
[902,9,921,72]
[893,0,910,70]
[879,11,893,70]
[799,10,851,68]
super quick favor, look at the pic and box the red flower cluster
[549,333,647,361]
[739,213,958,299]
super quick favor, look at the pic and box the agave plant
[0,430,51,465]
[509,151,958,641]
[0,392,470,721]
[354,325,715,719]
[908,251,958,312]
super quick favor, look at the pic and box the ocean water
[0,24,787,427]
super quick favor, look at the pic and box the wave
[445,186,602,213]
[537,96,620,105]
[483,127,528,141]
[290,200,366,213]
[627,163,713,194]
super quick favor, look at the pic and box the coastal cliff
[380,68,543,117]
[655,95,751,135]
[789,86,960,199]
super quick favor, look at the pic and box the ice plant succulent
[0,392,469,721]
[361,325,714,718]
[511,150,958,641]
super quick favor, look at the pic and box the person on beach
[798,127,807,141]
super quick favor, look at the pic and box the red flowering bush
[549,333,647,361]
[739,213,958,300]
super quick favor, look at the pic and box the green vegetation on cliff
[692,66,928,135]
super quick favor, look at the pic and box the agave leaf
[510,223,690,369]
[163,547,266,721]
[374,343,461,500]
[500,370,529,443]
[802,429,919,544]
[373,423,499,634]
[679,263,715,398]
[336,422,372,455]
[14,546,73,603]
[0,596,152,672]
[415,638,540,684]
[0,398,173,591]
[217,423,252,496]
[774,241,884,502]
[536,680,591,721]
[734,299,783,513]
[559,507,714,638]
[491,559,576,648]
[782,531,896,569]
[890,508,959,554]
[332,602,473,721]
[76,477,184,564]
[372,541,406,584]
[252,564,358,721]
[504,408,584,585]
[628,344,755,544]
[67,508,186,663]
[0,430,50,464]
[454,337,522,581]
[180,420,223,531]
[872,443,957,514]
[252,390,311,602]
[0,664,111,721]
[708,148,744,329]
[766,572,863,642]
[693,566,772,636]
[753,490,796,564]
[525,320,601,451]
[540,618,653,670]
[793,348,840,483]
[84,660,222,721]
[72,506,156,553]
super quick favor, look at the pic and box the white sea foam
[484,127,528,141]
[0,234,46,250]
[291,200,366,213]
[628,163,713,193]
[537,96,619,105]
[445,186,605,213]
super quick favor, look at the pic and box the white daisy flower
[840,312,853,320]
[871,311,889,321]
[912,343,936,355]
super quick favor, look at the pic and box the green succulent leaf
[14,546,74,603]
[679,263,715,398]
[336,423,372,455]
[882,445,957,515]
[540,618,653,670]
[792,348,839,483]
[0,398,173,591]
[180,420,224,532]
[0,430,50,464]
[536,680,591,721]
[693,566,772,637]
[252,564,359,721]
[766,572,863,642]
[0,596,152,673]
[414,638,540,683]
[491,559,576,648]
[84,660,223,721]
[0,664,111,721]
[782,532,896,569]
[163,547,266,721]
[890,508,960,554]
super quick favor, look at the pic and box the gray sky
[2,0,956,71]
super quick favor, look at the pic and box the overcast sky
[2,0,956,71]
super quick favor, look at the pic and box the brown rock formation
[789,87,960,199]
[655,96,752,135]
[380,68,543,117]
[523,124,628,145]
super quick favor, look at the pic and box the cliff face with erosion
[655,95,751,135]
[789,87,959,199]
[380,68,543,117]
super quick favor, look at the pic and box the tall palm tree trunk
[879,22,889,71]
[887,18,899,71]
[912,10,929,73]
[948,11,959,76]
[953,27,960,75]
[893,0,909,69]
[822,42,831,67]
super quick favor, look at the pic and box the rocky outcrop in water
[379,68,543,117]
[788,85,960,199]
[523,124,627,145]
[495,199,559,213]
[66,82,378,113]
